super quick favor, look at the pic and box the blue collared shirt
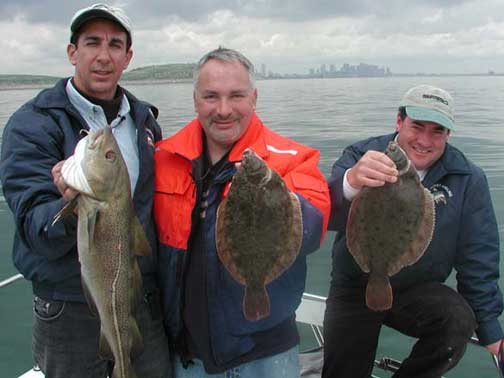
[66,79,139,194]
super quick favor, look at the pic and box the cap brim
[405,106,454,130]
[71,10,130,36]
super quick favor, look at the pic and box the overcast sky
[1,0,504,76]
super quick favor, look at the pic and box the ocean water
[1,76,503,377]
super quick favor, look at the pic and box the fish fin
[412,188,436,257]
[243,285,270,322]
[346,197,371,273]
[365,272,393,311]
[111,359,137,378]
[131,260,143,309]
[216,199,246,285]
[289,192,303,258]
[81,277,99,317]
[51,196,79,226]
[264,193,303,284]
[396,187,436,270]
[98,332,114,360]
[82,206,99,246]
[130,316,144,359]
[131,216,151,257]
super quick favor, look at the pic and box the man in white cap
[0,4,171,378]
[322,85,503,377]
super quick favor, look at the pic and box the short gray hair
[193,47,255,90]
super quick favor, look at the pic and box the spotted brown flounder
[346,141,435,311]
[216,148,302,321]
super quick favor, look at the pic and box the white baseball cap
[70,3,132,45]
[400,85,455,130]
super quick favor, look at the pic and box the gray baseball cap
[70,3,132,45]
[400,84,455,130]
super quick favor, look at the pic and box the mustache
[91,65,113,72]
[210,115,240,123]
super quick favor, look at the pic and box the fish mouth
[240,148,271,185]
[87,128,106,150]
[241,149,262,171]
[394,142,408,156]
[87,127,116,161]
[388,142,398,151]
[242,148,255,159]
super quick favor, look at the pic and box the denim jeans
[322,282,476,378]
[174,346,300,378]
[32,291,172,378]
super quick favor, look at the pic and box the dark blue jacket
[0,78,162,302]
[328,133,503,345]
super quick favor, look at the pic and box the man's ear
[395,113,402,132]
[252,88,258,110]
[124,48,133,70]
[67,43,78,66]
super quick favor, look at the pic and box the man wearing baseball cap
[0,4,171,378]
[323,84,503,377]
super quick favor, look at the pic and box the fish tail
[243,286,270,322]
[365,272,393,311]
[111,357,137,378]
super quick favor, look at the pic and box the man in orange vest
[153,47,331,377]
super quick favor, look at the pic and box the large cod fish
[216,149,302,321]
[54,126,150,378]
[346,141,435,311]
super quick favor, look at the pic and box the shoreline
[1,73,502,92]
[0,83,56,91]
[0,78,193,91]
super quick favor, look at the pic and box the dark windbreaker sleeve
[455,169,503,346]
[0,107,77,260]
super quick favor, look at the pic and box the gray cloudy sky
[1,0,504,76]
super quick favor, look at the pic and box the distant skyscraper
[321,64,327,76]
[261,63,266,77]
[330,64,335,73]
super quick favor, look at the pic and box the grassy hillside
[0,63,196,87]
[122,63,196,81]
[0,74,60,86]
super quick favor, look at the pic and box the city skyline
[258,62,392,78]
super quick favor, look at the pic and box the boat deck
[2,274,502,378]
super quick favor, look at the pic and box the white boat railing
[2,274,503,378]
[0,273,23,289]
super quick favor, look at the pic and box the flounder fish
[216,149,302,321]
[346,141,435,311]
[54,126,149,378]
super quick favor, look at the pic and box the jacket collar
[33,78,73,110]
[383,132,472,185]
[423,142,472,186]
[157,112,269,162]
[32,78,159,126]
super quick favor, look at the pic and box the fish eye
[105,151,116,161]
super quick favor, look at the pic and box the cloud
[0,0,477,25]
[0,0,504,75]
[0,1,88,23]
[0,17,72,76]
